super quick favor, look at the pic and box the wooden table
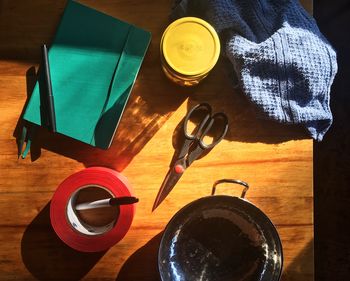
[0,1,313,280]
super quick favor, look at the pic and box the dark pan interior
[158,196,283,281]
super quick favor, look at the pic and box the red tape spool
[50,167,135,252]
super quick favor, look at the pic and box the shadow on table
[21,202,106,281]
[281,239,314,281]
[115,232,163,281]
[0,1,67,61]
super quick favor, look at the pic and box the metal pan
[158,179,283,281]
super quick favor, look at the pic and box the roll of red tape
[50,167,135,252]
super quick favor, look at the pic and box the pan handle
[211,179,249,198]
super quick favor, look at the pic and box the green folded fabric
[23,0,151,149]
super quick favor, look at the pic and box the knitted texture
[172,0,338,141]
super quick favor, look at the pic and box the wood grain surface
[0,1,313,280]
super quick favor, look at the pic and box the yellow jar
[160,17,220,86]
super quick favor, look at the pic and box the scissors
[152,103,229,211]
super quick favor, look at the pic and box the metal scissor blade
[152,166,184,211]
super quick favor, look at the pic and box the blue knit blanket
[172,0,337,141]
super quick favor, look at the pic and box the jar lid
[161,17,220,77]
